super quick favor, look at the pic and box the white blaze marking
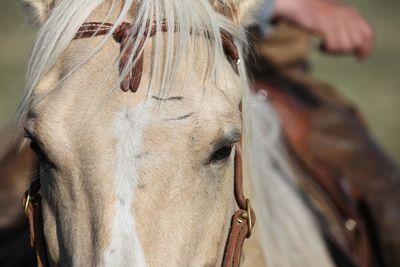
[102,106,148,266]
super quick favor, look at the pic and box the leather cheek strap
[22,179,48,267]
[223,211,252,267]
[222,148,256,267]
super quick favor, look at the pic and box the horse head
[19,0,261,265]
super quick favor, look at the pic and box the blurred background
[0,0,399,163]
[310,0,400,163]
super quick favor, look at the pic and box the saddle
[247,26,400,266]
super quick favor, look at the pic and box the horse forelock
[17,0,247,125]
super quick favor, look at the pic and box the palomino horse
[11,0,335,266]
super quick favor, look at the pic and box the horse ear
[23,0,54,24]
[212,0,268,27]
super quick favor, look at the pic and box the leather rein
[23,20,255,267]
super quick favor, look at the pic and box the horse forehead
[27,37,241,138]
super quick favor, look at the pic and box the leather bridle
[23,20,255,267]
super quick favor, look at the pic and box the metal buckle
[238,199,253,238]
[24,193,31,215]
[23,187,40,215]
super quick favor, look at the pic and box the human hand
[273,0,374,59]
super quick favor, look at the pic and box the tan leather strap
[23,20,254,267]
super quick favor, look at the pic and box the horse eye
[209,144,234,163]
[24,130,48,163]
[29,141,47,162]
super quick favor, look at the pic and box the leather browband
[23,21,255,267]
[74,20,240,92]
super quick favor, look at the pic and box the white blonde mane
[17,0,333,266]
[249,92,334,267]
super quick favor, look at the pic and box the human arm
[271,0,374,59]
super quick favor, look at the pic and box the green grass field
[0,0,399,163]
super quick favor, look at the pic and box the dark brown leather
[252,81,377,267]
[250,24,400,266]
[24,21,254,267]
[247,51,396,266]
